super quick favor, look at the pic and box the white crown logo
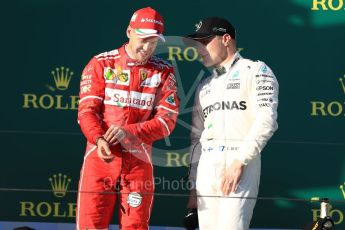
[49,173,71,198]
[339,75,345,94]
[51,67,73,90]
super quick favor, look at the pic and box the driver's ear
[222,34,232,47]
[126,26,132,39]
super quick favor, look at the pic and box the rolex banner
[1,0,345,229]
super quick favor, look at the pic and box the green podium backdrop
[1,0,345,229]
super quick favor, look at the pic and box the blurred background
[0,0,345,229]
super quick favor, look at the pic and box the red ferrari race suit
[76,44,179,230]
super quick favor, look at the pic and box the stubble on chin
[202,59,213,68]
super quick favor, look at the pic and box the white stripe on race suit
[79,95,103,104]
[95,49,119,58]
[157,117,170,135]
[104,88,155,110]
[77,145,97,230]
[155,105,178,114]
[97,55,121,61]
[140,143,154,223]
[149,56,172,68]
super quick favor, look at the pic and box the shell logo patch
[127,192,143,208]
[104,66,130,86]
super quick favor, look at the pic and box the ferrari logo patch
[140,69,148,81]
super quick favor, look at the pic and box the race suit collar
[223,52,241,71]
[213,52,241,77]
[122,43,151,66]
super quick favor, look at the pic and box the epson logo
[203,101,247,118]
[256,85,274,91]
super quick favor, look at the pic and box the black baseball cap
[187,17,236,40]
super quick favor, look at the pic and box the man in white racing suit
[185,17,279,230]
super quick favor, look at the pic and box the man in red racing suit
[76,7,179,230]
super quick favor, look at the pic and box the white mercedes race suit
[189,52,278,230]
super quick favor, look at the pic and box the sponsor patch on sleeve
[165,93,176,106]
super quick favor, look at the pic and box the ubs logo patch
[227,83,240,89]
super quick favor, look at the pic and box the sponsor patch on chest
[104,88,155,110]
[140,72,161,87]
[203,101,247,118]
[104,66,130,86]
[226,82,240,89]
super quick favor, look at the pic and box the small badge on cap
[195,21,202,32]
